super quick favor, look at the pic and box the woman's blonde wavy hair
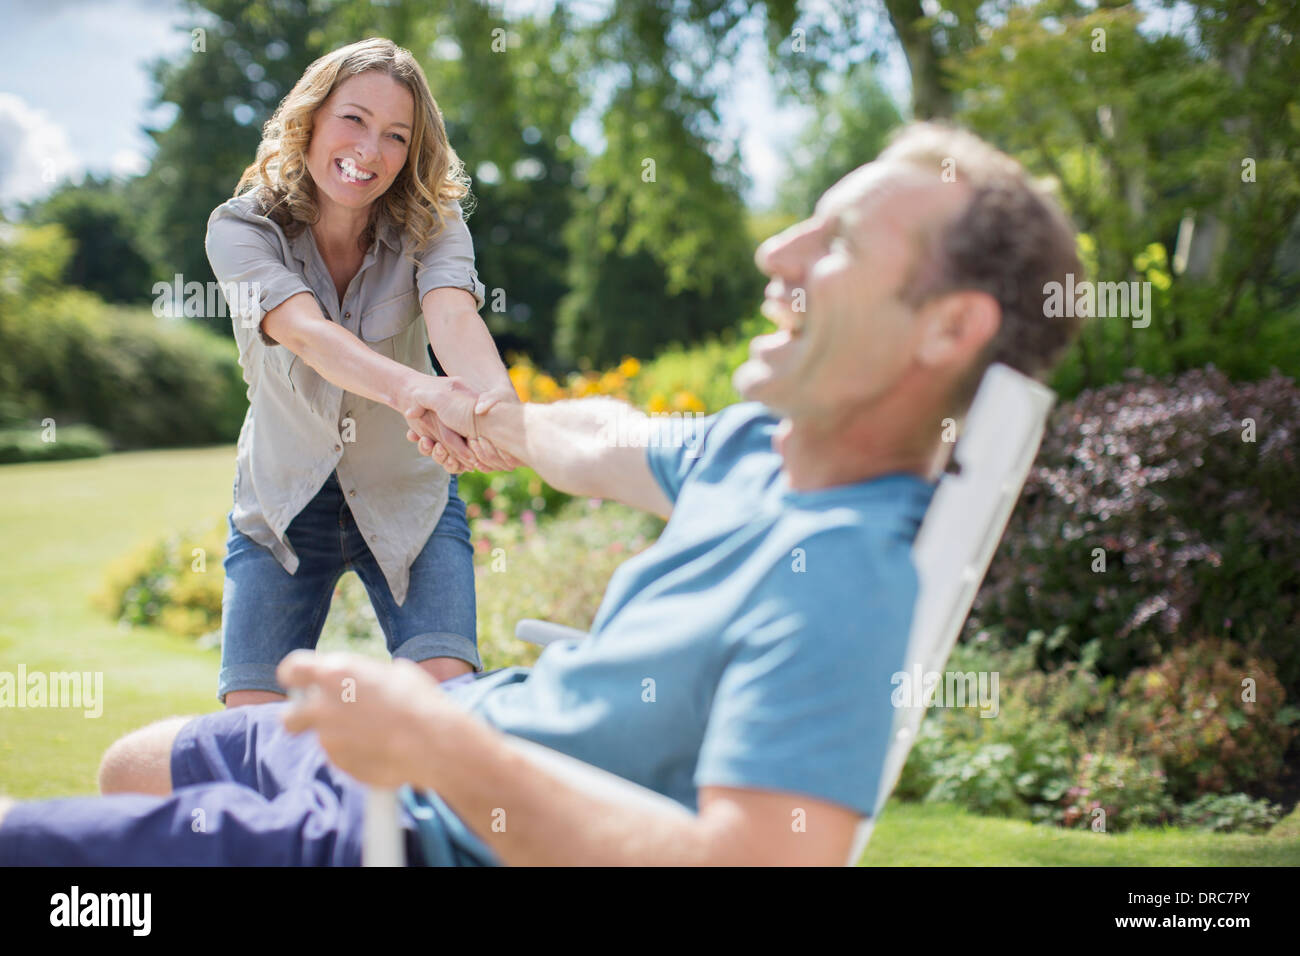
[234,36,471,261]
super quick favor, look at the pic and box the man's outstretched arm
[278,652,860,866]
[405,379,674,519]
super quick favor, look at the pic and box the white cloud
[0,93,81,211]
[110,148,150,179]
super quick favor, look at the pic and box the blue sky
[0,0,912,215]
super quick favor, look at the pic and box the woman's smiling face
[306,71,414,212]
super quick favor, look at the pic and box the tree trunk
[882,0,954,119]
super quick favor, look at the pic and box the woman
[205,37,517,707]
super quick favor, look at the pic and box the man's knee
[98,715,196,796]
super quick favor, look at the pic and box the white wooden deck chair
[362,363,1055,866]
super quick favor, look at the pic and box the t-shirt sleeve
[693,530,918,817]
[205,203,316,350]
[415,201,486,310]
[644,411,720,504]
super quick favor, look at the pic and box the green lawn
[2,448,1298,865]
[0,447,234,798]
[860,802,1300,865]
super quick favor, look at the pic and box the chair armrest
[515,618,591,646]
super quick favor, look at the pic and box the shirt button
[344,311,351,319]
[349,489,357,497]
[333,444,341,452]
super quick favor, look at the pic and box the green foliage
[1177,793,1285,835]
[1,221,247,447]
[455,467,569,525]
[0,220,75,302]
[1057,748,1176,832]
[94,519,228,639]
[1115,637,1298,801]
[777,63,903,216]
[625,314,764,412]
[0,295,247,449]
[21,176,154,304]
[898,639,1102,824]
[418,5,585,362]
[897,632,1296,831]
[946,1,1300,389]
[0,424,109,464]
[554,84,762,366]
[472,499,664,670]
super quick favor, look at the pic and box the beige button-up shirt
[205,188,486,605]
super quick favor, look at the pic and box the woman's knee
[224,690,287,709]
[97,715,195,796]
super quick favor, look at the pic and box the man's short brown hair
[881,122,1083,410]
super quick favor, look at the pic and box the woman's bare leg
[224,689,288,708]
[418,657,474,682]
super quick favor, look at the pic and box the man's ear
[915,290,1000,369]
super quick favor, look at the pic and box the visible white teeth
[338,158,375,182]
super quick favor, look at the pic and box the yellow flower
[672,390,705,413]
[533,374,560,402]
[508,365,534,400]
[598,371,625,394]
[618,357,641,378]
[647,393,669,413]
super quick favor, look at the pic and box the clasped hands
[402,375,521,474]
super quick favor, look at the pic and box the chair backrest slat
[846,363,1054,864]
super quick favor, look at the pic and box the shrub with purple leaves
[971,366,1300,698]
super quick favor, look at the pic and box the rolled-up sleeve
[205,205,315,348]
[415,202,486,310]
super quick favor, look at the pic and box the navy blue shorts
[0,703,458,866]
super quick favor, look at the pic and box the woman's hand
[405,381,523,473]
[401,376,479,473]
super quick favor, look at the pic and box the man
[0,122,1080,866]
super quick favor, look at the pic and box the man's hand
[279,650,461,790]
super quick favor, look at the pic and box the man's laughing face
[734,160,969,424]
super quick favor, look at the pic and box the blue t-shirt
[404,403,934,865]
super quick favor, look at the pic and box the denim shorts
[218,472,478,702]
[0,702,493,866]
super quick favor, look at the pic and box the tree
[408,2,584,362]
[131,0,339,334]
[946,0,1300,388]
[778,63,903,216]
[21,176,154,304]
[552,0,763,365]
